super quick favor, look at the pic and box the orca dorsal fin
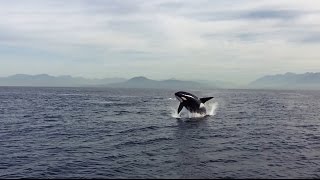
[200,97,214,103]
[178,103,184,114]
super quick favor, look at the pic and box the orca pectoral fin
[200,97,214,103]
[178,103,184,114]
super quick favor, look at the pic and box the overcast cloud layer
[1,0,320,84]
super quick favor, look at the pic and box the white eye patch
[181,97,187,101]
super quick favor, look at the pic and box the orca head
[175,92,184,102]
[175,91,196,103]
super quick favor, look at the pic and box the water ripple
[1,87,320,178]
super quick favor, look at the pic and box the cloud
[0,0,320,83]
[299,34,320,44]
[240,9,302,20]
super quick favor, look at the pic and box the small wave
[85,100,115,104]
[58,93,83,96]
[44,114,63,119]
[113,110,131,115]
[114,137,173,148]
[118,125,159,134]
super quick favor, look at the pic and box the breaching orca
[174,91,214,115]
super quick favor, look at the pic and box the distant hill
[197,79,240,89]
[0,74,228,89]
[107,76,216,90]
[0,74,126,87]
[249,72,320,89]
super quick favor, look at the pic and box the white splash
[188,112,206,118]
[170,107,181,118]
[207,102,219,116]
[170,102,218,119]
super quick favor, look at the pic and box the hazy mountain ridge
[106,76,216,90]
[0,74,126,87]
[249,72,320,89]
[0,74,218,89]
[3,72,320,90]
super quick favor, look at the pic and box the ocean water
[1,87,320,178]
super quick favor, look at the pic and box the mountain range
[106,76,215,90]
[0,74,126,87]
[0,74,216,89]
[1,72,320,90]
[249,72,320,89]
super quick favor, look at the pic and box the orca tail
[178,103,184,114]
[200,97,214,104]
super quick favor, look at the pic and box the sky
[1,0,320,84]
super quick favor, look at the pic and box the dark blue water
[1,87,320,178]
